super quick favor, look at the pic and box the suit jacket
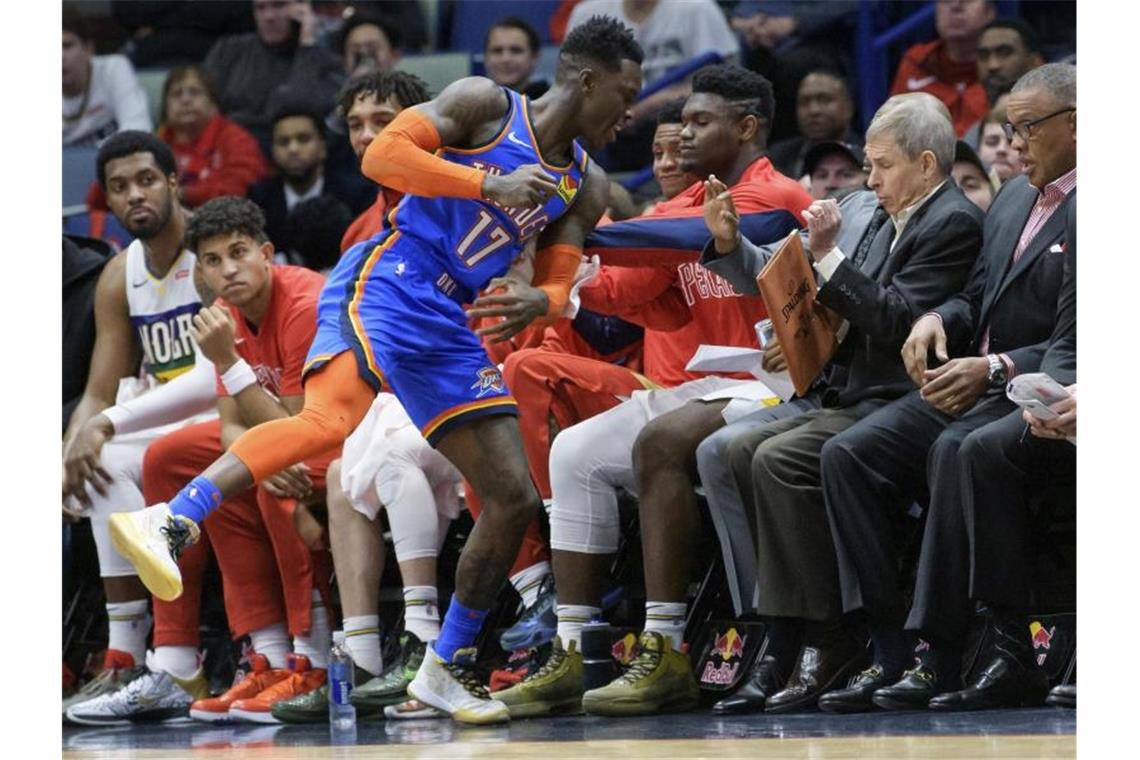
[704,182,984,407]
[1040,201,1076,385]
[248,173,374,256]
[934,175,1076,375]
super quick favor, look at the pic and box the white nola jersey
[124,239,201,383]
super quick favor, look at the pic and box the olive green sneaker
[269,656,379,724]
[494,637,583,719]
[351,632,427,711]
[581,631,700,716]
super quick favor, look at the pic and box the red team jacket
[579,157,813,387]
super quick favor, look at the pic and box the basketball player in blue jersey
[109,16,644,724]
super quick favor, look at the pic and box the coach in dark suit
[719,92,985,714]
[818,63,1076,713]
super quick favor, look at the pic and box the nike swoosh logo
[507,131,531,148]
[131,279,149,288]
[906,75,938,90]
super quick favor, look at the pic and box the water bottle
[328,632,357,730]
[580,622,617,691]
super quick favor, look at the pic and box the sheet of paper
[686,344,796,401]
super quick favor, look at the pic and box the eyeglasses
[1002,108,1076,142]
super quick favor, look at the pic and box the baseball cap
[954,140,988,178]
[803,141,866,176]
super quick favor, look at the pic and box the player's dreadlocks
[337,70,431,116]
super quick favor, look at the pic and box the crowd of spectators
[61,0,1078,730]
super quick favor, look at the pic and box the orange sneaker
[229,654,327,724]
[189,654,290,723]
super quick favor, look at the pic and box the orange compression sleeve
[361,109,486,199]
[532,244,582,324]
[228,352,374,483]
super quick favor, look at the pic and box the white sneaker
[109,502,199,601]
[406,646,509,725]
[384,698,446,720]
[63,653,205,726]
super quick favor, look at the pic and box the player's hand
[468,277,549,343]
[62,414,115,510]
[703,176,741,254]
[901,314,949,386]
[761,338,788,373]
[263,463,313,500]
[1027,384,1077,439]
[482,164,558,209]
[192,305,240,371]
[801,199,842,261]
[919,357,988,416]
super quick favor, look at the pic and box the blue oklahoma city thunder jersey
[392,88,589,295]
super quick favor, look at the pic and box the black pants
[820,389,1016,642]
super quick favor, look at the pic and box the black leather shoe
[818,664,901,714]
[1046,683,1075,709]
[712,655,785,714]
[764,641,868,714]
[872,665,961,711]
[928,655,1049,711]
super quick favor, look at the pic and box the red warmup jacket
[578,156,813,387]
[890,39,989,137]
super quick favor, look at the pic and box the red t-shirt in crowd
[214,265,325,398]
[890,39,989,137]
[579,156,812,388]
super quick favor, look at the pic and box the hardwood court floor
[64,707,1075,759]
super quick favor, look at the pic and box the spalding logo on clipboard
[755,231,838,396]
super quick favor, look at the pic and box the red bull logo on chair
[611,633,639,666]
[700,627,747,686]
[1029,621,1055,666]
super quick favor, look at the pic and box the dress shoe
[818,664,901,714]
[1046,683,1075,709]
[764,640,868,714]
[712,655,785,715]
[872,665,961,711]
[929,655,1049,711]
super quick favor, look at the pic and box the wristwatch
[986,353,1007,388]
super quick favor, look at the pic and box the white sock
[402,586,440,643]
[151,645,200,680]
[644,601,687,652]
[509,561,551,609]
[249,622,291,669]
[105,600,149,665]
[293,590,332,668]
[343,614,384,676]
[555,604,601,650]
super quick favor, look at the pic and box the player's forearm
[361,109,485,199]
[102,358,218,435]
[230,385,293,429]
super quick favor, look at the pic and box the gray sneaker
[64,654,208,726]
[62,664,146,722]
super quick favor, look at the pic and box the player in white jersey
[63,132,217,724]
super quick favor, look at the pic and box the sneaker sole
[269,707,330,724]
[384,705,447,720]
[502,695,583,719]
[407,682,510,725]
[108,513,183,602]
[582,689,699,717]
[189,708,236,723]
[64,712,132,727]
[227,707,282,724]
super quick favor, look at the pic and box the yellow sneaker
[109,502,199,601]
[494,637,583,718]
[581,632,700,716]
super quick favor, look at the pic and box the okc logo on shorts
[470,366,505,398]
